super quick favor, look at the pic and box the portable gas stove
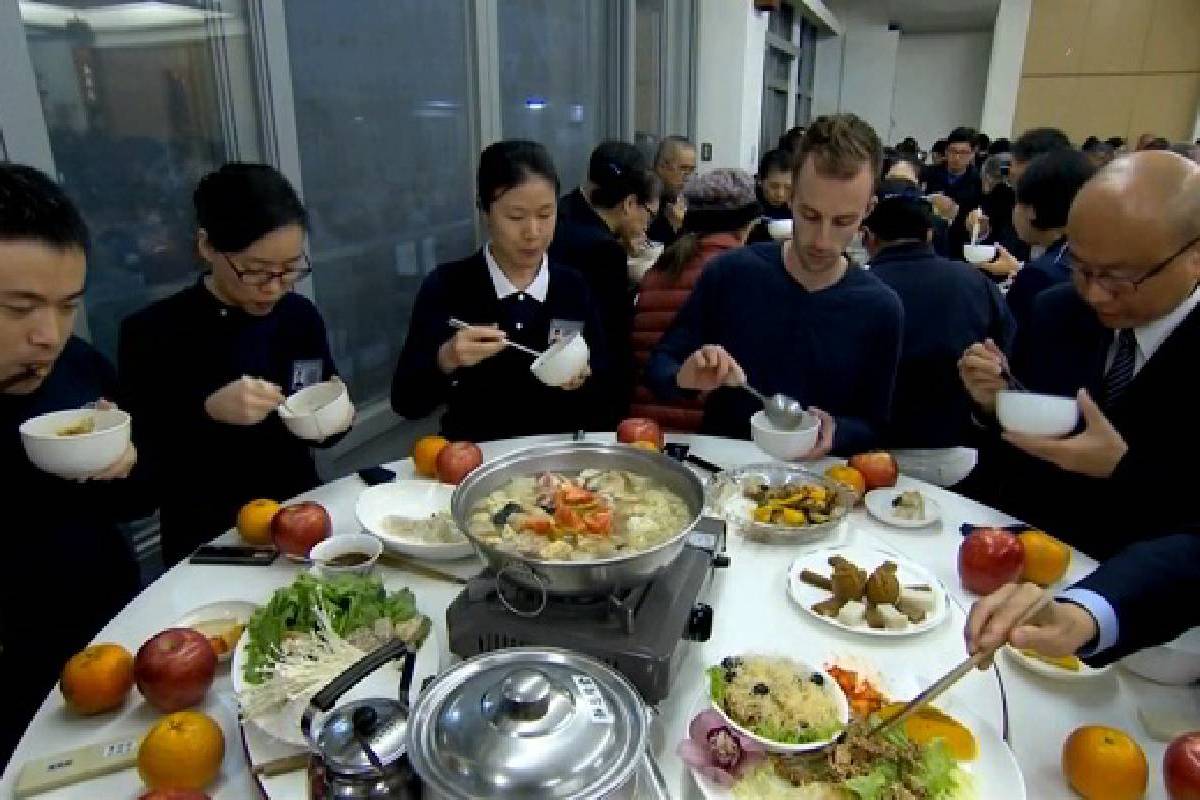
[446,517,729,704]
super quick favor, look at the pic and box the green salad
[242,573,430,685]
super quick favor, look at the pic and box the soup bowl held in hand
[963,244,998,265]
[530,333,590,387]
[750,409,820,461]
[767,219,794,241]
[996,390,1079,437]
[278,379,353,441]
[20,406,131,480]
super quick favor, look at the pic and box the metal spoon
[448,317,543,358]
[740,382,807,429]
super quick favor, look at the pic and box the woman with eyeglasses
[550,141,661,419]
[118,163,352,565]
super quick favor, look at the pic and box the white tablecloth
[4,433,1195,799]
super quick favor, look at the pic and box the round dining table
[3,432,1194,799]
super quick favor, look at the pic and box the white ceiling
[881,0,1000,33]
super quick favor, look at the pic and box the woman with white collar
[392,140,611,441]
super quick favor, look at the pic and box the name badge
[548,318,583,345]
[290,359,323,392]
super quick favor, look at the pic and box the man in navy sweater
[1,164,146,761]
[967,532,1200,668]
[864,178,1014,485]
[960,151,1200,559]
[646,114,903,456]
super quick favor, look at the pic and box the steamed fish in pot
[467,469,691,561]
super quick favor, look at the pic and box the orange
[413,435,450,478]
[825,465,866,497]
[138,711,225,791]
[236,499,280,545]
[1062,725,1148,800]
[1020,529,1071,586]
[878,703,978,761]
[60,643,135,715]
[630,440,661,452]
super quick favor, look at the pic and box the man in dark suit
[959,151,1200,559]
[921,127,983,261]
[966,532,1200,667]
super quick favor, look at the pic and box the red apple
[140,791,211,800]
[134,628,216,712]
[1165,731,1200,800]
[617,417,665,449]
[436,441,483,485]
[848,451,899,489]
[958,528,1025,595]
[271,500,332,559]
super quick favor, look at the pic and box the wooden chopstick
[377,552,470,585]
[252,753,311,777]
[870,588,1055,737]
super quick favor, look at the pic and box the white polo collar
[485,244,549,302]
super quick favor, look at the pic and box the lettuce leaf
[844,761,900,800]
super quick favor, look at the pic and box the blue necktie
[1102,329,1137,408]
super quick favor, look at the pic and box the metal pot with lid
[301,638,421,799]
[407,647,669,799]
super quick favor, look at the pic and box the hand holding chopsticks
[871,586,1057,738]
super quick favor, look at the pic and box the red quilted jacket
[630,232,743,431]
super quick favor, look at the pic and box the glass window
[767,3,795,39]
[283,0,477,405]
[635,0,665,141]
[19,0,263,360]
[497,0,611,191]
[761,89,788,157]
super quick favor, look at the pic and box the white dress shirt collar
[1131,283,1200,371]
[485,244,549,303]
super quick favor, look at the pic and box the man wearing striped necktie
[957,151,1200,559]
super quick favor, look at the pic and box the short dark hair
[988,137,1012,155]
[973,132,991,150]
[947,127,976,146]
[1011,127,1072,163]
[1105,136,1126,149]
[896,137,920,155]
[1016,149,1096,230]
[864,177,933,242]
[654,135,693,167]
[195,163,307,252]
[476,140,559,212]
[795,114,883,185]
[588,141,657,208]
[758,148,793,179]
[931,139,948,155]
[1082,136,1100,149]
[0,163,89,252]
[778,126,806,154]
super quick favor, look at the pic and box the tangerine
[236,499,280,545]
[138,711,225,791]
[60,643,135,715]
[1062,725,1148,800]
[1019,529,1071,586]
[412,435,449,478]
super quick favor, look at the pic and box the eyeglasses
[1068,234,1200,295]
[222,252,312,287]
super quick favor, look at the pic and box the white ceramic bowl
[1121,644,1200,685]
[750,409,820,461]
[310,533,383,577]
[767,219,793,241]
[19,407,131,479]
[356,480,474,560]
[963,244,997,264]
[996,390,1079,437]
[530,333,590,387]
[278,380,353,441]
[710,655,850,754]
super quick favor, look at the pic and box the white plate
[688,658,1025,800]
[231,620,439,747]
[356,479,474,560]
[864,488,942,528]
[173,600,258,663]
[786,545,949,637]
[1004,644,1113,681]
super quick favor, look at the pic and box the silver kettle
[300,638,422,799]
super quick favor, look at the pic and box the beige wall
[1013,0,1200,143]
